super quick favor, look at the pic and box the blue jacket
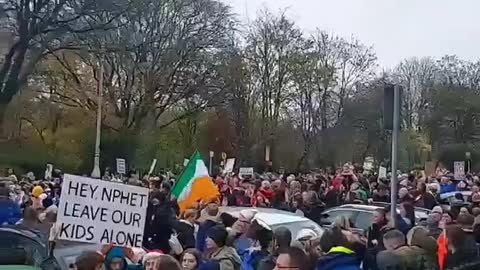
[440,183,456,194]
[0,200,22,226]
[316,247,361,270]
[196,219,218,252]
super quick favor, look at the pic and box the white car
[219,206,324,239]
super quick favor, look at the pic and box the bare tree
[0,0,129,129]
[245,10,303,141]
[392,57,437,130]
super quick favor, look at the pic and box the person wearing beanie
[31,185,45,210]
[231,209,258,260]
[142,250,163,270]
[206,225,241,270]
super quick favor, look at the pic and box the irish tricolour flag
[172,151,220,212]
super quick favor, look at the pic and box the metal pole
[390,85,401,227]
[91,56,103,179]
[209,156,213,175]
[209,151,214,175]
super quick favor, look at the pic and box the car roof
[328,203,430,219]
[440,191,472,200]
[220,206,310,226]
[0,227,45,245]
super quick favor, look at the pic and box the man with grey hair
[383,230,406,251]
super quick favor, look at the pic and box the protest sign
[116,158,126,174]
[56,174,149,248]
[454,161,465,180]
[148,159,157,175]
[239,167,254,177]
[424,161,436,177]
[45,163,53,180]
[378,166,387,179]
[224,158,235,173]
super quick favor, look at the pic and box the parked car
[320,203,430,234]
[220,206,324,239]
[0,227,58,270]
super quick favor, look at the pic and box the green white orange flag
[172,151,219,212]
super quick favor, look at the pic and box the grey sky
[223,0,480,68]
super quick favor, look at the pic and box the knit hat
[142,250,163,265]
[295,228,318,241]
[207,225,228,247]
[32,186,44,198]
[431,206,443,215]
[238,209,258,223]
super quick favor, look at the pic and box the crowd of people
[2,163,480,270]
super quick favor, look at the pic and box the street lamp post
[91,57,103,178]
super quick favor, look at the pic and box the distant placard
[148,159,157,175]
[56,174,149,248]
[116,158,126,174]
[454,161,465,180]
[224,158,236,173]
[378,166,387,179]
[424,161,436,177]
[239,167,254,177]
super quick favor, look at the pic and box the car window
[354,211,373,231]
[0,230,46,267]
[322,210,357,226]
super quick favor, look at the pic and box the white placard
[148,159,157,175]
[116,158,126,174]
[239,167,254,177]
[45,164,53,180]
[224,158,236,173]
[56,174,149,248]
[454,161,465,180]
[183,158,189,167]
[378,166,387,179]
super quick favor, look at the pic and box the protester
[0,184,22,225]
[175,208,199,250]
[316,227,361,270]
[74,251,105,270]
[144,190,175,253]
[197,198,222,252]
[258,227,292,270]
[204,225,241,270]
[104,246,128,270]
[181,249,202,270]
[155,255,182,270]
[274,246,310,270]
[143,251,164,270]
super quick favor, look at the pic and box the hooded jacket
[104,247,128,270]
[316,246,361,270]
[210,246,241,270]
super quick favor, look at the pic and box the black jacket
[174,220,196,249]
[143,202,175,253]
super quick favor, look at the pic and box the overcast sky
[222,0,480,68]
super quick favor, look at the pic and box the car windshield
[0,230,47,267]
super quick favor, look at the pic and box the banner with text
[56,174,149,248]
